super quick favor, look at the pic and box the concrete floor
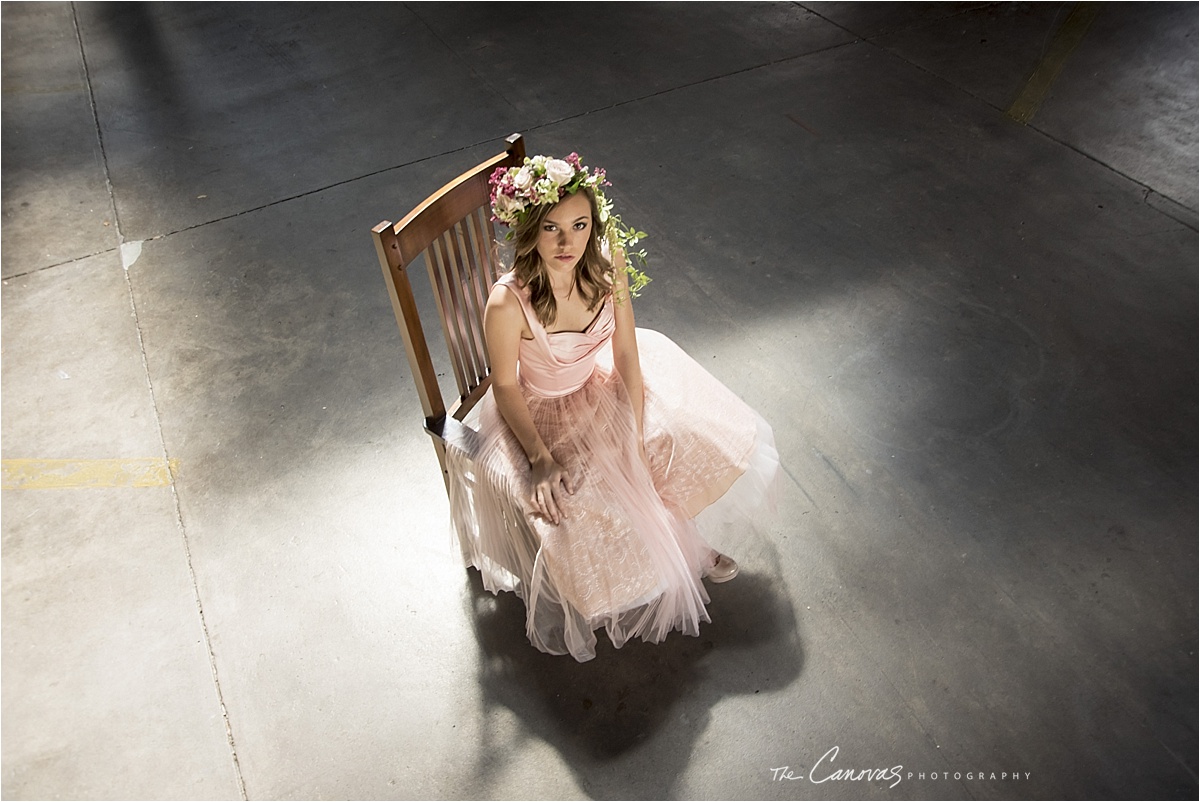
[2,2,1196,799]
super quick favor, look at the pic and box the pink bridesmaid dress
[446,271,779,662]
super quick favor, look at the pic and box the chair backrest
[372,133,526,486]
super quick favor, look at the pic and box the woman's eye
[573,222,587,230]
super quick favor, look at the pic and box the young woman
[446,153,778,662]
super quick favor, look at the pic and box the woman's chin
[545,258,580,274]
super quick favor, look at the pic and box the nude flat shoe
[707,553,739,583]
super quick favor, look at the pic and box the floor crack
[70,4,248,799]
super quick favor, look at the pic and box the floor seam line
[70,18,1193,245]
[560,38,859,118]
[103,44,859,241]
[2,246,120,281]
[70,2,123,246]
[134,142,503,240]
[70,4,248,798]
[791,2,1199,225]
[797,1,1005,42]
[857,34,1199,230]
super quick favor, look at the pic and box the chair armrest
[428,414,483,460]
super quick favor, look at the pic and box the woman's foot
[707,553,739,583]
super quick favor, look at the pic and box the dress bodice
[495,272,615,398]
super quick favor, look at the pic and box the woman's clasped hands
[529,453,575,525]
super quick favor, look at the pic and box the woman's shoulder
[492,270,528,296]
[488,278,518,302]
[487,274,528,320]
[486,276,534,339]
[490,270,526,300]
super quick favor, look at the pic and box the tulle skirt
[446,329,779,662]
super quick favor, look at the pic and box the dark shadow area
[74,1,518,240]
[94,2,189,128]
[464,565,803,799]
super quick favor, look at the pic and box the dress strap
[495,272,548,343]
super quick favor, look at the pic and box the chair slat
[465,208,496,375]
[485,216,505,285]
[426,235,471,396]
[455,214,491,382]
[450,224,486,391]
[466,210,497,381]
[444,221,487,389]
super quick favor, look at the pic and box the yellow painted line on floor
[1,458,179,490]
[1007,2,1100,124]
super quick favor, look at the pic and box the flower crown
[489,152,650,297]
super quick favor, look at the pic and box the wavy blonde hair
[510,187,611,328]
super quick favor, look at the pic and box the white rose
[513,167,533,190]
[544,159,574,185]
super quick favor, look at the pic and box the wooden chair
[372,133,526,490]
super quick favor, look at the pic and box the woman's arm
[484,285,574,524]
[610,250,646,450]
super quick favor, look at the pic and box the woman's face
[535,191,592,276]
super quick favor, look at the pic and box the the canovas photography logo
[770,746,1032,790]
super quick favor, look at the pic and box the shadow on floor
[462,565,803,797]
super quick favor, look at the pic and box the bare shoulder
[485,281,530,339]
[486,281,520,317]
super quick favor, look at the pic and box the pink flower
[488,166,509,189]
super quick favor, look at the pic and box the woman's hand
[529,453,575,525]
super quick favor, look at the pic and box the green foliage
[605,212,651,300]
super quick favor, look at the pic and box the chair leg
[433,437,451,495]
